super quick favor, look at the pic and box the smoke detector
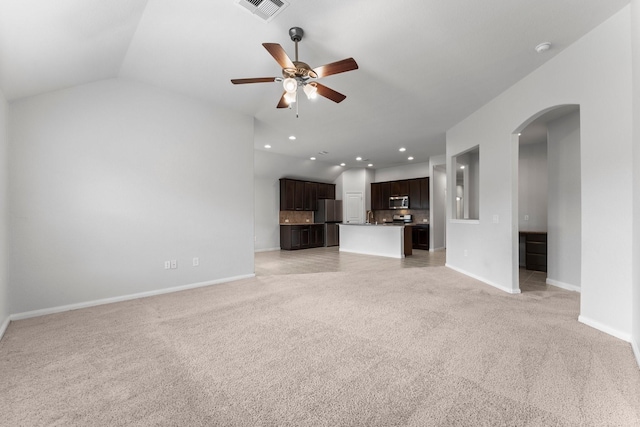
[535,42,551,53]
[235,0,289,22]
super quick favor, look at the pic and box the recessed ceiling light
[356,157,362,161]
[399,147,406,152]
[340,163,346,167]
[368,164,373,167]
[289,135,296,140]
[264,144,271,149]
[310,157,316,160]
[408,156,414,161]
[517,133,522,136]
[460,165,465,169]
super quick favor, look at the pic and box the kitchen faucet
[366,210,374,224]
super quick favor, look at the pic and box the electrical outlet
[492,214,499,224]
[193,257,199,267]
[423,218,428,222]
[285,219,289,223]
[524,214,529,221]
[170,259,177,269]
[164,261,171,269]
[305,219,310,222]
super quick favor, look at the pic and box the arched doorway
[513,105,582,293]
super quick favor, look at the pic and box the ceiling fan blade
[313,58,358,78]
[263,43,295,69]
[276,92,289,108]
[315,83,347,103]
[231,77,277,84]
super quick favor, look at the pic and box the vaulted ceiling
[0,0,630,168]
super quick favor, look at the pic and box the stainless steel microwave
[389,196,409,209]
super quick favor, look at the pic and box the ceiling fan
[231,27,358,110]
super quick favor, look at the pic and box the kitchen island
[339,223,412,258]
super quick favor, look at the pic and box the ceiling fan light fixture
[303,83,317,99]
[283,77,297,93]
[284,91,296,104]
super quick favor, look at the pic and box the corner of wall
[0,88,8,340]
[631,0,640,369]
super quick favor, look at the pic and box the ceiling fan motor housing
[289,27,304,42]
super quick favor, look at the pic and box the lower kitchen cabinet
[281,224,325,250]
[411,225,430,250]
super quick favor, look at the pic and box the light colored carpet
[1,266,639,426]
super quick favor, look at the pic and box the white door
[345,192,364,224]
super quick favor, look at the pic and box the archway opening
[513,105,582,294]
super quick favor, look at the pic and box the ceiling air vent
[235,0,289,22]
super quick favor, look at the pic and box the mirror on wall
[453,146,479,220]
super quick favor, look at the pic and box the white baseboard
[445,263,521,294]
[578,315,632,343]
[429,247,446,252]
[254,247,281,253]
[546,278,581,293]
[9,273,256,322]
[0,315,9,342]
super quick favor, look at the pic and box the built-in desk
[519,231,547,272]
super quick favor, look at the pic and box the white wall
[631,0,640,365]
[518,141,547,231]
[446,6,634,340]
[253,150,343,251]
[429,155,446,251]
[374,161,430,182]
[0,89,8,334]
[431,166,446,250]
[547,111,581,291]
[8,78,255,315]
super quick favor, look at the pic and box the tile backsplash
[371,209,430,224]
[279,211,314,224]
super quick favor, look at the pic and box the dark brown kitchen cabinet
[372,177,429,211]
[412,225,430,250]
[380,182,391,208]
[281,178,335,212]
[409,177,430,209]
[304,182,318,211]
[280,224,325,250]
[521,232,547,272]
[391,180,409,196]
[371,183,382,210]
[293,180,305,210]
[280,179,296,211]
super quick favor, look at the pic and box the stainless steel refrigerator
[315,199,343,247]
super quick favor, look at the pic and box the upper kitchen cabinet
[371,182,391,210]
[317,182,336,200]
[409,178,430,209]
[280,178,335,211]
[371,183,381,210]
[304,182,318,211]
[371,177,429,210]
[391,180,409,196]
[280,179,296,210]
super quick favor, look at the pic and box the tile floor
[255,246,446,276]
[256,247,547,293]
